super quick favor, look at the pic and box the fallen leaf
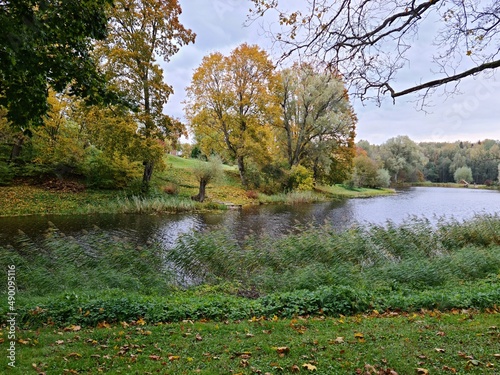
[291,364,300,372]
[97,321,110,329]
[136,318,146,326]
[64,325,81,332]
[66,352,82,358]
[196,333,203,341]
[435,348,446,353]
[56,340,65,345]
[333,337,344,344]
[149,355,161,361]
[276,347,290,355]
[168,355,181,361]
[302,363,317,371]
[416,368,429,374]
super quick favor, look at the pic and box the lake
[1,187,500,248]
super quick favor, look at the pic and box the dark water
[1,187,500,247]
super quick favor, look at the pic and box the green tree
[275,63,356,182]
[186,44,277,188]
[454,166,473,184]
[97,0,195,189]
[380,136,427,183]
[351,154,378,188]
[192,156,223,202]
[0,0,114,128]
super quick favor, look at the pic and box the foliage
[379,135,427,183]
[375,168,391,188]
[96,0,194,186]
[0,0,116,128]
[287,164,314,191]
[186,44,277,187]
[191,156,224,202]
[274,63,356,182]
[454,166,474,183]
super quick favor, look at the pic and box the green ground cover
[0,155,393,216]
[1,310,498,374]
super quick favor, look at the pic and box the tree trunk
[9,136,25,162]
[142,160,154,192]
[192,178,208,202]
[237,156,248,188]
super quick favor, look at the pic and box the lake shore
[0,160,394,217]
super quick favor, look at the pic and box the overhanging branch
[385,59,500,99]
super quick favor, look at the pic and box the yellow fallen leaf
[416,368,429,375]
[97,321,110,329]
[302,363,317,371]
[136,318,146,326]
[276,346,290,354]
[168,355,181,361]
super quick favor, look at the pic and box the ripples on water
[1,187,500,248]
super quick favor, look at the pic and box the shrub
[288,165,314,191]
[163,183,179,195]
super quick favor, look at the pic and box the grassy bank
[0,156,393,216]
[1,215,500,372]
[1,215,499,326]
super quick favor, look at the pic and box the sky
[163,0,500,145]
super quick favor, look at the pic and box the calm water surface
[1,187,500,247]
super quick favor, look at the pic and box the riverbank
[1,215,499,373]
[0,155,394,217]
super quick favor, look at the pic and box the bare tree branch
[250,0,500,105]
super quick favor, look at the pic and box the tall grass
[0,225,174,297]
[104,194,226,213]
[168,214,500,293]
[1,215,499,327]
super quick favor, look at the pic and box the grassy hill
[0,155,393,216]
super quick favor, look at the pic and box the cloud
[163,0,500,144]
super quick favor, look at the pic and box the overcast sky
[164,0,500,145]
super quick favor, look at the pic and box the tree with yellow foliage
[185,44,278,188]
[96,0,195,189]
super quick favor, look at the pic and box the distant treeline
[356,136,500,186]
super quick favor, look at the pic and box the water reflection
[1,187,500,248]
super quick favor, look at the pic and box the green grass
[1,215,500,373]
[1,311,499,374]
[0,156,396,216]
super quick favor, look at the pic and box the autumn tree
[186,44,277,187]
[0,0,116,160]
[250,0,500,104]
[97,0,195,189]
[275,63,356,182]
